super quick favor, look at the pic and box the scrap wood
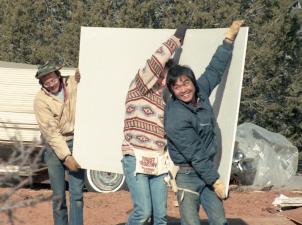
[281,207,302,225]
[273,194,302,208]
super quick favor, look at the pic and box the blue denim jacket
[164,40,233,185]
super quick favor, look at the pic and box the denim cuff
[222,39,234,50]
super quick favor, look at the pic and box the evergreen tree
[0,0,301,150]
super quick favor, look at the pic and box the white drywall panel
[74,27,248,193]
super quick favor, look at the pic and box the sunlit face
[40,72,61,94]
[171,75,196,104]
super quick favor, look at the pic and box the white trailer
[0,61,125,192]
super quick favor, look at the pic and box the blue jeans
[176,168,228,225]
[43,140,85,225]
[122,155,167,225]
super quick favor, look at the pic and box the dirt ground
[0,184,301,225]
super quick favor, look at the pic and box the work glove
[75,69,81,83]
[213,179,227,200]
[164,165,179,193]
[174,26,187,45]
[225,20,245,41]
[164,165,179,206]
[63,155,81,172]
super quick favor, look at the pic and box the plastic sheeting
[232,123,298,187]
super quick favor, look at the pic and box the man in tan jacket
[33,61,84,225]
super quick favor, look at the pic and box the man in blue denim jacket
[164,20,244,225]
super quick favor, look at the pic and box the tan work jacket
[34,76,78,160]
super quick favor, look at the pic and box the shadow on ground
[116,216,248,225]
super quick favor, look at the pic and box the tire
[84,169,126,193]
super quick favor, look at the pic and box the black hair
[165,58,176,70]
[166,64,199,98]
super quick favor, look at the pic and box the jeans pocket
[122,155,136,175]
[42,149,51,164]
[178,167,195,175]
[184,170,192,175]
[176,171,204,194]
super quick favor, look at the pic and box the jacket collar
[173,94,206,113]
[41,77,68,102]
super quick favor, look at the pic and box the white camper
[0,61,124,192]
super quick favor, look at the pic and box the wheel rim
[86,169,125,192]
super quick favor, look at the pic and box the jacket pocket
[196,122,213,140]
[199,123,211,127]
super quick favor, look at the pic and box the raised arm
[197,20,244,97]
[134,27,186,95]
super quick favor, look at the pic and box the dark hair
[166,64,199,98]
[165,59,176,70]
